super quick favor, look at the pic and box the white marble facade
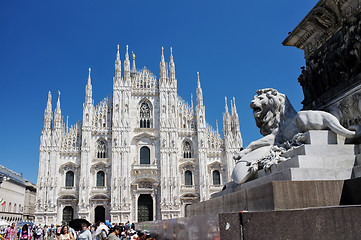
[35,45,242,224]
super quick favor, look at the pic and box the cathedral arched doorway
[62,206,73,225]
[137,194,153,222]
[95,206,105,223]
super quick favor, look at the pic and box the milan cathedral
[35,45,243,224]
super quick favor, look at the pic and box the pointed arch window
[140,102,151,128]
[96,171,105,187]
[65,171,74,187]
[183,142,192,158]
[97,140,107,158]
[185,170,193,186]
[213,170,221,185]
[140,146,150,164]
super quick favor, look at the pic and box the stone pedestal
[220,205,361,240]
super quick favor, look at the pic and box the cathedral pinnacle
[233,97,237,112]
[160,46,166,83]
[132,51,136,72]
[170,47,173,62]
[56,91,61,109]
[196,72,203,106]
[85,68,93,105]
[161,46,165,62]
[225,97,229,114]
[197,72,201,88]
[88,68,92,86]
[54,90,62,130]
[169,47,175,83]
[47,91,52,110]
[114,44,121,82]
[43,91,53,130]
[116,44,120,61]
[125,45,129,61]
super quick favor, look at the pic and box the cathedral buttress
[195,72,209,201]
[36,92,53,218]
[79,68,94,217]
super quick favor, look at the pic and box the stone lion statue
[232,88,361,184]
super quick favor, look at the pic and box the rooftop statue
[232,88,361,184]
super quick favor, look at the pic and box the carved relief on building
[297,11,361,109]
[327,90,361,128]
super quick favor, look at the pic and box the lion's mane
[251,88,297,136]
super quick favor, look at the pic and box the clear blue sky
[0,0,318,184]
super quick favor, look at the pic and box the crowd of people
[0,222,157,240]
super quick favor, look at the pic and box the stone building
[283,0,361,128]
[35,46,243,224]
[0,165,36,222]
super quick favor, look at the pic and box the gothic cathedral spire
[53,91,62,130]
[85,68,93,106]
[196,72,203,106]
[43,91,53,130]
[223,97,231,137]
[160,46,166,84]
[124,45,131,84]
[169,47,175,83]
[114,44,121,86]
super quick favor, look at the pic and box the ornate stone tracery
[36,45,243,224]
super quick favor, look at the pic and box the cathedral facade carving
[35,45,242,224]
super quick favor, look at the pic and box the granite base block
[221,205,361,240]
[189,180,344,217]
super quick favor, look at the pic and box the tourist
[57,226,74,240]
[47,225,55,240]
[94,223,108,240]
[76,224,91,240]
[67,227,76,240]
[107,226,120,240]
[55,227,61,239]
[19,224,30,240]
[4,223,16,240]
[35,226,43,240]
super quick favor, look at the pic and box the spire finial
[225,97,229,113]
[170,47,173,61]
[48,91,52,102]
[57,90,61,108]
[197,72,201,88]
[132,51,136,72]
[66,116,69,133]
[233,97,237,112]
[88,68,92,81]
[116,44,120,60]
[46,91,52,109]
[87,68,92,85]
[161,46,165,62]
[125,45,129,61]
